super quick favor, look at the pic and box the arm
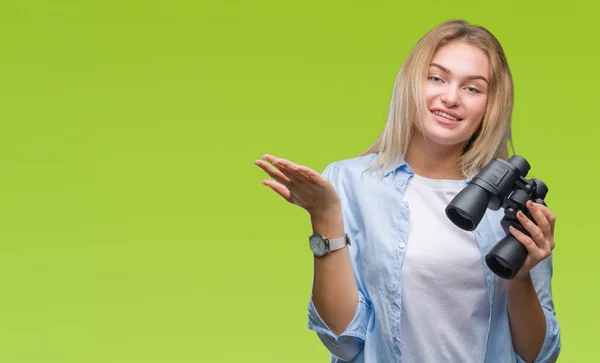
[506,274,547,362]
[508,256,561,363]
[310,208,359,336]
[308,207,371,361]
[506,202,561,362]
[255,156,371,361]
[307,162,371,361]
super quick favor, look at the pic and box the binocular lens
[485,255,513,279]
[446,208,475,230]
[445,184,490,231]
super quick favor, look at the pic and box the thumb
[262,180,293,203]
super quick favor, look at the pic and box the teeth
[432,110,459,121]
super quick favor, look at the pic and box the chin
[421,125,469,147]
[424,136,465,148]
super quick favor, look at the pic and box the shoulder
[322,154,395,204]
[322,153,380,181]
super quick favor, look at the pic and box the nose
[441,87,460,107]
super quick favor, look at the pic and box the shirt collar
[381,155,473,185]
[383,156,412,177]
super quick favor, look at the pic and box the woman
[254,19,560,363]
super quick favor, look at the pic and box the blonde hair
[362,19,515,178]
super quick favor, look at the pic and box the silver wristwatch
[309,233,350,257]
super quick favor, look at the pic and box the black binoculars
[445,155,548,279]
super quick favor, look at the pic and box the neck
[404,132,465,180]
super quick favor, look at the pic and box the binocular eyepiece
[445,155,548,279]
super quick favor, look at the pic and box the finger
[255,159,292,185]
[516,210,546,249]
[261,154,278,164]
[271,157,307,185]
[262,154,296,178]
[509,225,549,259]
[292,165,313,182]
[261,180,293,203]
[296,165,329,186]
[537,204,556,234]
[535,205,557,250]
[262,154,323,185]
[526,201,552,238]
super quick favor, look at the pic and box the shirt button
[399,242,406,248]
[398,179,405,186]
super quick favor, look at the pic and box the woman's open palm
[255,154,340,216]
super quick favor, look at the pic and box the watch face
[309,234,327,256]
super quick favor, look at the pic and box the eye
[466,86,481,94]
[428,75,442,83]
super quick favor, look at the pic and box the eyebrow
[430,63,489,84]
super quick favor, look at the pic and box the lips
[430,108,463,121]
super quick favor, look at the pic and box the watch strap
[328,234,350,252]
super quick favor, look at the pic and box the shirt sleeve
[514,254,562,362]
[308,293,372,361]
[306,161,374,362]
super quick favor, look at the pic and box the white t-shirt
[400,173,490,363]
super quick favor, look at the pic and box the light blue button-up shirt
[307,153,561,363]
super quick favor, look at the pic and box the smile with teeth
[432,110,461,121]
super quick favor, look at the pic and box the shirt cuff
[514,307,561,362]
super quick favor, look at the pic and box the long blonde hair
[362,19,515,178]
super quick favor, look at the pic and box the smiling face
[419,41,490,148]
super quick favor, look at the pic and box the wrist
[506,272,533,290]
[309,206,344,239]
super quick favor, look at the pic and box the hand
[508,200,557,280]
[254,154,341,217]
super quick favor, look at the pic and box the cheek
[424,85,437,105]
[469,97,488,121]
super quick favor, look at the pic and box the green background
[0,0,597,361]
